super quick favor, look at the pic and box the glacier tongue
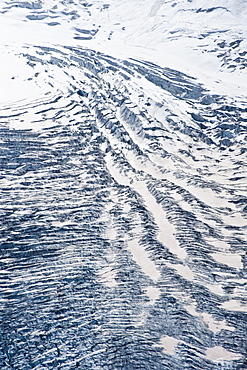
[0,1,246,370]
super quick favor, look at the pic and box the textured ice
[0,1,247,370]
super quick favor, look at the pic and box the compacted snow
[0,1,246,369]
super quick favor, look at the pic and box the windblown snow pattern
[0,1,247,369]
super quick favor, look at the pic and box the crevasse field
[0,1,246,369]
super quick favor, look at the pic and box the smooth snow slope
[0,1,246,370]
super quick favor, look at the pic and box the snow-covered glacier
[0,1,246,369]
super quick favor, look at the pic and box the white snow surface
[1,0,247,103]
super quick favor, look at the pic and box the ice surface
[0,1,246,369]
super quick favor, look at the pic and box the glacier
[0,1,246,369]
